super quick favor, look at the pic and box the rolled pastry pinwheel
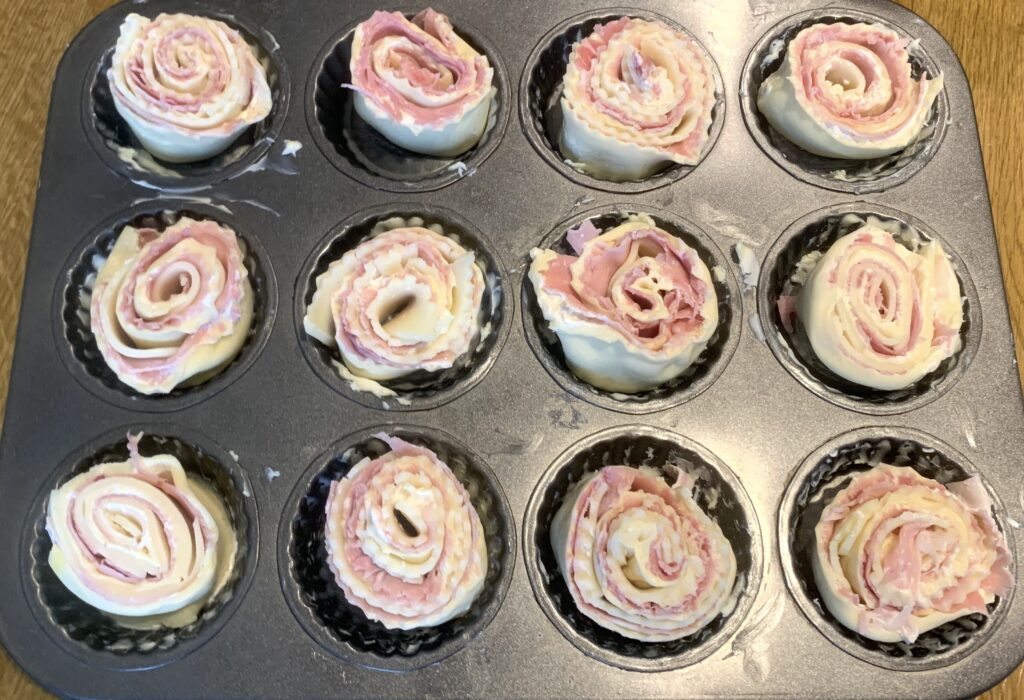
[560,17,717,181]
[813,465,1012,643]
[551,466,737,641]
[90,217,254,395]
[529,215,717,393]
[108,13,272,163]
[324,434,487,629]
[796,224,962,390]
[757,22,943,159]
[45,434,234,619]
[347,9,496,157]
[303,226,484,382]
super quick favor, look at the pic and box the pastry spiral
[813,464,1012,643]
[757,22,943,159]
[796,223,962,390]
[529,215,717,393]
[550,465,737,641]
[90,217,254,395]
[108,13,272,163]
[348,9,495,156]
[45,434,235,620]
[304,225,484,382]
[560,17,717,181]
[324,434,487,629]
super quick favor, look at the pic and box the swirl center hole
[824,58,868,94]
[394,507,420,538]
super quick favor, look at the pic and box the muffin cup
[757,202,979,414]
[523,425,761,671]
[305,12,509,193]
[522,203,740,414]
[20,426,257,671]
[278,425,514,671]
[739,8,948,194]
[779,427,1015,670]
[82,6,290,190]
[519,7,724,193]
[53,201,277,412]
[295,204,511,411]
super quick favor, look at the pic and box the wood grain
[0,1,1020,698]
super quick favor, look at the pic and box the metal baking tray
[2,0,1022,697]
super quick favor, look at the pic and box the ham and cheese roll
[90,218,254,395]
[560,17,717,181]
[529,215,717,393]
[757,22,943,159]
[304,226,484,382]
[796,224,962,390]
[324,434,487,629]
[45,434,236,620]
[813,465,1012,643]
[347,9,495,156]
[551,466,737,642]
[108,13,272,163]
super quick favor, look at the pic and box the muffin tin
[1,0,1022,698]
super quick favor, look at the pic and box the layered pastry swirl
[813,465,1012,643]
[347,9,495,156]
[109,13,272,163]
[551,466,737,642]
[90,217,254,395]
[324,434,487,629]
[529,215,717,393]
[304,224,484,382]
[757,22,943,159]
[795,223,962,390]
[560,17,717,181]
[45,434,236,622]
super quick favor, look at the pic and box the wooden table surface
[0,1,1021,698]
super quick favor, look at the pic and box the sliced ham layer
[528,215,717,393]
[45,434,227,618]
[108,13,272,162]
[560,17,717,180]
[813,464,1012,643]
[90,217,254,395]
[550,465,737,642]
[323,434,487,629]
[303,226,484,382]
[347,9,494,156]
[757,22,943,159]
[795,224,962,390]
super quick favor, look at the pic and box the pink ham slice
[347,9,492,128]
[550,465,737,641]
[323,434,488,630]
[90,217,253,395]
[813,464,1012,643]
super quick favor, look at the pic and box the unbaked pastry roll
[529,215,717,393]
[757,22,942,159]
[108,13,272,163]
[324,434,487,629]
[813,465,1012,643]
